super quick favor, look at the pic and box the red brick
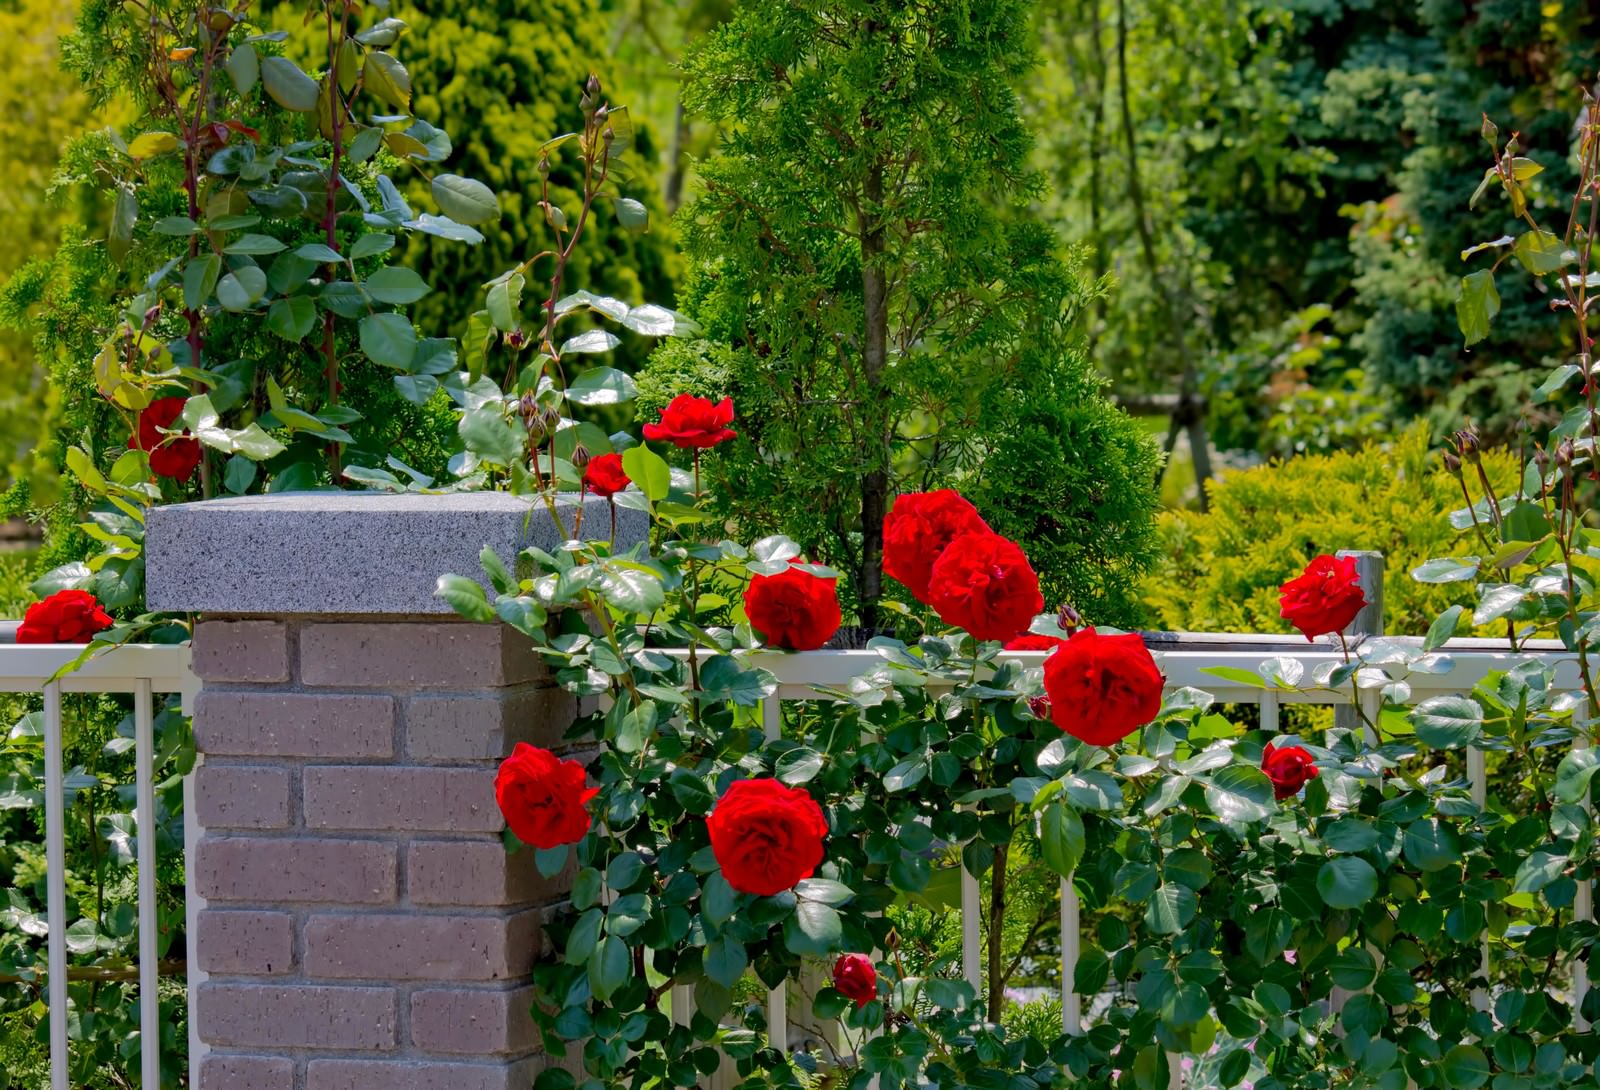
[194,764,291,829]
[196,910,295,975]
[410,985,539,1054]
[302,767,500,832]
[300,622,545,689]
[192,620,290,683]
[195,836,396,904]
[302,911,539,981]
[198,1054,294,1090]
[305,1058,541,1090]
[196,982,396,1049]
[407,840,570,907]
[194,691,394,758]
[404,688,572,761]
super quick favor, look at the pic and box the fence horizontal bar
[0,642,192,693]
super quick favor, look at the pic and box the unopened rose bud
[505,329,529,351]
[518,392,540,424]
[1557,439,1576,467]
[1057,603,1081,634]
[586,74,601,97]
[1453,426,1481,463]
[143,304,161,327]
[1481,114,1499,145]
[538,405,562,433]
[537,157,550,176]
[1027,696,1051,721]
[1534,446,1551,471]
[602,127,615,144]
[571,442,591,468]
[1442,451,1463,476]
[594,105,608,124]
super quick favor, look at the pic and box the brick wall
[188,617,577,1090]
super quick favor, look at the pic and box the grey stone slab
[146,491,646,616]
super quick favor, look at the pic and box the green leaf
[225,42,259,94]
[407,213,485,244]
[432,174,500,225]
[260,55,320,111]
[1424,604,1464,652]
[223,233,287,255]
[589,935,630,1002]
[1329,947,1378,991]
[1203,765,1275,824]
[1556,748,1600,804]
[435,574,494,621]
[561,329,622,356]
[1513,849,1566,893]
[565,366,637,406]
[697,655,776,706]
[703,937,747,988]
[1473,583,1526,625]
[1402,819,1462,872]
[128,130,180,159]
[267,296,318,341]
[600,564,665,614]
[223,454,256,494]
[1441,1044,1491,1089]
[295,243,345,264]
[784,900,842,956]
[1513,229,1567,275]
[621,444,671,502]
[668,768,715,814]
[1198,666,1266,688]
[359,312,418,368]
[794,878,854,905]
[1411,696,1483,749]
[1411,557,1480,584]
[614,197,649,233]
[216,266,267,311]
[775,747,824,785]
[152,215,198,236]
[349,233,395,261]
[1145,884,1197,935]
[362,50,411,110]
[364,266,430,305]
[459,404,524,466]
[1039,800,1085,878]
[1456,269,1500,347]
[1316,856,1378,910]
[486,273,523,331]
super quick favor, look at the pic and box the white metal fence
[1,631,1588,1088]
[0,626,196,1090]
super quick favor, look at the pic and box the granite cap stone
[146,491,646,615]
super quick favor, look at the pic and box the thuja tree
[635,0,1161,630]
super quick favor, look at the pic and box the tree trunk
[987,839,1010,1022]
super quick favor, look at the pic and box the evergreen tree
[639,0,1161,628]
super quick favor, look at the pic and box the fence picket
[134,679,160,1088]
[1060,876,1080,1034]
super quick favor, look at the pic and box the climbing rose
[494,744,598,850]
[925,532,1044,644]
[1279,554,1366,641]
[1004,634,1067,651]
[744,562,841,651]
[582,453,630,498]
[128,396,202,481]
[643,394,737,449]
[707,778,827,896]
[1043,627,1163,746]
[833,954,877,1007]
[16,590,113,644]
[1262,741,1320,800]
[881,490,990,603]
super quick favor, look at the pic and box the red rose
[642,394,737,449]
[1278,554,1366,641]
[1262,741,1319,800]
[924,532,1044,644]
[128,396,203,481]
[1042,627,1164,746]
[707,778,828,897]
[494,743,598,850]
[583,452,630,498]
[833,953,877,1007]
[16,590,113,644]
[882,490,991,603]
[1004,634,1066,651]
[744,562,842,651]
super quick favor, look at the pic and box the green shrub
[1142,424,1520,636]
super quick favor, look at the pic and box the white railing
[0,628,197,1090]
[695,636,1587,1087]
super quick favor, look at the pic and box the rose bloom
[1043,627,1163,746]
[642,393,737,449]
[924,531,1044,644]
[1003,633,1066,651]
[881,490,990,603]
[1261,741,1320,800]
[16,590,114,644]
[128,396,202,481]
[744,562,841,651]
[1279,554,1366,641]
[583,452,630,498]
[707,778,828,896]
[833,953,877,1007]
[494,744,598,850]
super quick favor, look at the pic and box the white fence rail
[0,628,196,1090]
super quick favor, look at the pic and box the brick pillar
[147,494,643,1090]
